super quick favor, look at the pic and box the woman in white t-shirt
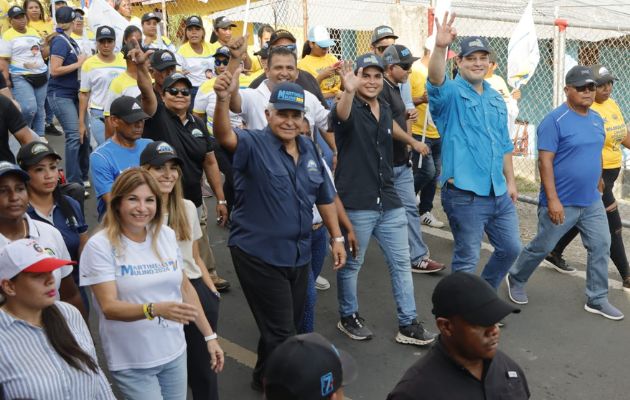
[0,161,85,316]
[80,168,224,400]
[141,141,221,400]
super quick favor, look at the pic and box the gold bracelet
[143,303,154,320]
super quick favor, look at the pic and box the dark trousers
[230,246,309,385]
[552,167,629,279]
[412,136,442,215]
[184,278,220,400]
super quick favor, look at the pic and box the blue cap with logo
[269,82,305,112]
[0,161,30,181]
[55,6,76,24]
[354,53,385,73]
[458,36,491,57]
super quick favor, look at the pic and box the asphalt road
[46,134,630,400]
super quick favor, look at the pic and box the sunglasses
[272,44,297,52]
[396,63,412,71]
[572,84,596,92]
[214,58,229,66]
[376,45,388,53]
[165,87,191,97]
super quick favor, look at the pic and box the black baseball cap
[354,53,385,73]
[141,12,161,23]
[213,46,230,59]
[185,15,203,29]
[73,8,85,16]
[110,96,150,123]
[458,36,491,57]
[269,29,296,46]
[150,49,179,71]
[269,82,305,112]
[8,6,25,18]
[17,142,62,169]
[432,272,520,327]
[264,333,358,400]
[382,44,419,66]
[590,64,617,85]
[163,72,192,90]
[0,161,30,181]
[140,141,182,167]
[565,65,596,87]
[254,42,269,59]
[55,6,76,24]
[213,16,236,29]
[371,25,398,45]
[96,25,116,41]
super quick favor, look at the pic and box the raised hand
[340,61,360,93]
[213,68,241,100]
[227,35,248,60]
[125,38,154,66]
[434,12,457,48]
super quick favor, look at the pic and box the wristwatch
[218,200,227,205]
[330,236,345,245]
[204,333,218,342]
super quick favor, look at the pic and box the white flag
[88,0,129,52]
[425,0,452,52]
[507,0,540,88]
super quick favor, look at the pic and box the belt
[312,222,324,230]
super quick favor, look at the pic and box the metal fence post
[553,18,568,108]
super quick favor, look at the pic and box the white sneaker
[421,212,444,228]
[83,180,91,189]
[315,276,330,290]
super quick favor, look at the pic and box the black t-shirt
[143,102,214,207]
[332,96,402,211]
[387,339,530,400]
[0,73,7,90]
[379,78,409,167]
[249,69,329,109]
[0,96,28,163]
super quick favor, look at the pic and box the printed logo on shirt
[306,159,318,173]
[320,372,334,396]
[119,259,178,276]
[191,128,204,138]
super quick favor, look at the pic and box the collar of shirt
[28,204,56,225]
[434,337,492,382]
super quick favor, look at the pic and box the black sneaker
[545,252,577,274]
[45,123,62,136]
[337,313,373,340]
[395,320,436,346]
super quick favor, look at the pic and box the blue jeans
[300,224,328,333]
[111,351,187,400]
[393,164,429,263]
[89,108,106,146]
[412,136,442,215]
[337,207,417,326]
[509,201,611,305]
[48,94,90,183]
[11,74,47,137]
[441,184,521,288]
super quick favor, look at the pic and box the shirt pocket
[265,164,291,194]
[306,172,324,205]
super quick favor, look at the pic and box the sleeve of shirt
[186,200,203,241]
[536,113,559,153]
[50,36,70,60]
[79,234,116,286]
[193,83,210,114]
[313,142,336,205]
[426,77,455,122]
[331,102,355,134]
[79,62,91,92]
[65,195,88,234]
[400,81,414,110]
[312,98,330,133]
[103,87,115,116]
[239,88,253,122]
[232,128,254,171]
[90,151,115,198]
[0,36,11,58]
[1,96,28,133]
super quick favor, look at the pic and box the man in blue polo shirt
[427,14,521,289]
[213,75,347,391]
[506,66,623,321]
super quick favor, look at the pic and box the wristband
[204,333,218,342]
[330,236,345,245]
[218,200,227,205]
[143,303,154,320]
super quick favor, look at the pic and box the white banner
[507,0,540,88]
[87,0,129,52]
[424,0,451,52]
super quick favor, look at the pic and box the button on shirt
[387,339,530,400]
[333,97,402,211]
[229,127,336,267]
[428,75,513,196]
[144,102,215,208]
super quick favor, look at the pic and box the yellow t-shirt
[0,0,10,36]
[103,72,140,116]
[1,27,47,75]
[177,41,213,87]
[248,48,262,73]
[80,53,126,110]
[485,74,511,101]
[592,98,628,169]
[297,53,341,96]
[410,64,439,139]
[28,19,53,39]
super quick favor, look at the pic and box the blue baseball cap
[354,53,384,73]
[0,161,30,181]
[55,6,76,24]
[269,82,305,112]
[458,36,491,57]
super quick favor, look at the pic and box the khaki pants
[197,203,217,276]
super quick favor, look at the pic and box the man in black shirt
[0,92,35,163]
[387,272,529,400]
[380,44,445,274]
[333,54,436,346]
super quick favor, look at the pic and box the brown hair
[103,168,164,259]
[23,0,46,22]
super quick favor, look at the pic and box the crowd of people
[0,2,628,399]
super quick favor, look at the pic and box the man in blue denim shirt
[427,14,521,289]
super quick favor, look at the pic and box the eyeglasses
[396,63,412,71]
[571,84,596,92]
[214,58,229,66]
[271,44,297,52]
[165,87,191,97]
[376,45,388,53]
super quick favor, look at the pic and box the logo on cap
[599,66,610,76]
[161,52,173,61]
[0,161,14,170]
[581,70,590,75]
[101,27,111,35]
[132,102,141,110]
[363,55,379,64]
[30,143,49,155]
[320,372,334,396]
[190,16,200,23]
[156,142,174,154]
[377,27,392,35]
[400,48,410,57]
[148,12,155,17]
[277,90,304,104]
[469,39,484,48]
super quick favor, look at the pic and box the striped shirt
[0,301,115,399]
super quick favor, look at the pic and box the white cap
[0,239,75,281]
[308,26,335,48]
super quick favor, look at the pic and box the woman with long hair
[0,6,48,137]
[0,238,115,399]
[47,6,89,185]
[176,15,213,105]
[80,168,224,400]
[141,141,221,400]
[24,0,51,39]
[17,141,90,311]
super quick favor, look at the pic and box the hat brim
[568,78,596,87]
[216,22,237,29]
[20,152,62,169]
[165,76,193,89]
[0,168,30,181]
[371,34,398,45]
[270,33,296,45]
[187,21,204,29]
[338,348,358,386]
[315,39,335,48]
[143,16,161,23]
[97,35,116,41]
[459,49,490,58]
[595,76,617,85]
[354,64,384,74]
[462,298,520,327]
[23,257,76,273]
[146,154,183,167]
[272,103,305,112]
[153,60,179,71]
[9,11,26,18]
[116,110,150,124]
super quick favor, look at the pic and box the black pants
[184,278,220,400]
[230,246,309,385]
[552,167,629,279]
